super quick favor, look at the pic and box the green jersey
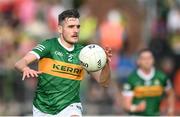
[30,38,84,114]
[123,68,171,116]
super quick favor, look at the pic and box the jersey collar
[58,38,74,52]
[137,67,155,81]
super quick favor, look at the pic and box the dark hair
[58,9,80,25]
[138,48,154,57]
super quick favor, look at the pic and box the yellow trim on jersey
[38,58,84,80]
[134,86,163,98]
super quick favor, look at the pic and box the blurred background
[0,0,180,116]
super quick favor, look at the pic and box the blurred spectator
[99,9,125,53]
[14,0,36,25]
[47,0,65,32]
[79,7,97,45]
[159,56,175,83]
[116,52,136,84]
[174,69,180,97]
[161,68,180,115]
[167,5,180,33]
[173,69,180,115]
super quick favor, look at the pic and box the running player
[15,9,112,117]
[122,48,174,116]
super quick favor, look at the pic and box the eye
[68,25,74,28]
[77,25,80,29]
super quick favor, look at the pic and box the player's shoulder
[155,69,167,80]
[127,70,139,81]
[129,70,138,77]
[155,69,166,76]
[38,37,58,47]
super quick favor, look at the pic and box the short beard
[61,34,76,45]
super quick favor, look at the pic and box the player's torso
[131,70,166,115]
[33,38,84,114]
[132,75,164,98]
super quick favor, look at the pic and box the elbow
[14,62,18,69]
[14,61,22,71]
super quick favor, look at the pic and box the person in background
[122,48,174,116]
[15,9,112,117]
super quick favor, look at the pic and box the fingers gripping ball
[79,44,107,72]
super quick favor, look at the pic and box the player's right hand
[22,67,42,80]
[137,101,146,112]
[104,47,112,62]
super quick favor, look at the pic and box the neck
[60,35,73,48]
[141,68,151,75]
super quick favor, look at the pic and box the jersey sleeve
[122,76,134,96]
[159,71,172,91]
[163,74,172,91]
[30,40,51,59]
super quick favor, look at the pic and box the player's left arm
[165,79,175,116]
[90,47,112,87]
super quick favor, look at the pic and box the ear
[58,25,62,34]
[137,58,140,66]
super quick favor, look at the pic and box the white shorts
[33,103,83,117]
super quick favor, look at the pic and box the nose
[74,26,80,33]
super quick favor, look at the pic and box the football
[79,44,107,72]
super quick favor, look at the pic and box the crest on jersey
[154,79,160,85]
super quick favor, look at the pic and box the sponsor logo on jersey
[154,79,160,85]
[38,58,84,80]
[134,85,163,98]
[52,64,82,76]
[55,51,63,57]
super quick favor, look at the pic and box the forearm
[15,53,37,72]
[123,95,146,113]
[99,62,111,87]
[129,103,144,112]
[15,58,29,72]
[123,96,138,112]
[167,89,175,114]
[123,96,132,111]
